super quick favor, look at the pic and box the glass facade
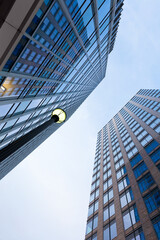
[85,89,160,240]
[0,0,124,179]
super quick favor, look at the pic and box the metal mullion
[1,114,51,147]
[58,0,100,84]
[4,2,94,89]
[24,32,80,72]
[0,70,91,87]
[0,91,90,137]
[0,91,91,126]
[92,0,103,77]
[0,89,90,124]
[0,85,92,105]
[65,93,88,112]
[24,33,97,87]
[105,0,117,54]
[9,0,60,72]
[46,11,79,55]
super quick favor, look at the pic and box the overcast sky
[0,1,160,240]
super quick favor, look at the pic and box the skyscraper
[0,0,124,179]
[85,89,160,240]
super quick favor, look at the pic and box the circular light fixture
[51,108,66,123]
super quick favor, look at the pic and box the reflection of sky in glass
[98,0,111,23]
[0,0,123,151]
[0,104,13,118]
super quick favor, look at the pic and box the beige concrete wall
[0,0,43,70]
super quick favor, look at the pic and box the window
[157,163,160,171]
[104,188,113,204]
[125,141,134,152]
[118,176,130,192]
[114,152,122,162]
[0,104,13,118]
[93,165,100,175]
[104,178,112,191]
[120,188,134,208]
[126,227,145,240]
[130,153,142,168]
[127,147,138,159]
[90,189,99,203]
[91,179,100,191]
[144,140,159,154]
[155,125,160,134]
[133,162,148,179]
[150,148,160,163]
[104,202,115,221]
[88,200,99,217]
[87,233,97,240]
[138,173,155,193]
[115,158,124,170]
[123,205,139,230]
[116,166,126,180]
[103,169,111,180]
[92,171,100,182]
[103,162,111,172]
[137,129,148,141]
[103,220,117,240]
[144,188,160,213]
[152,215,160,239]
[140,134,153,147]
[86,215,98,235]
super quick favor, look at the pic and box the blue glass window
[144,188,160,213]
[123,205,139,230]
[150,148,160,163]
[98,0,111,23]
[157,163,160,171]
[130,153,142,168]
[36,9,43,18]
[0,104,13,118]
[44,0,50,6]
[3,118,17,131]
[144,140,159,154]
[120,188,134,208]
[51,2,59,16]
[152,215,160,239]
[103,202,115,221]
[116,166,126,180]
[88,200,98,217]
[55,9,62,22]
[86,215,98,235]
[103,220,117,240]
[138,173,155,193]
[118,176,130,192]
[126,227,145,240]
[133,162,148,179]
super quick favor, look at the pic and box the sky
[0,1,160,240]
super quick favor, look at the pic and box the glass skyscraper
[0,0,124,179]
[85,89,160,240]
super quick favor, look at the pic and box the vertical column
[107,124,126,240]
[116,114,158,239]
[97,129,104,240]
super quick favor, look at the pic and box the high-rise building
[85,89,160,240]
[0,0,124,179]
